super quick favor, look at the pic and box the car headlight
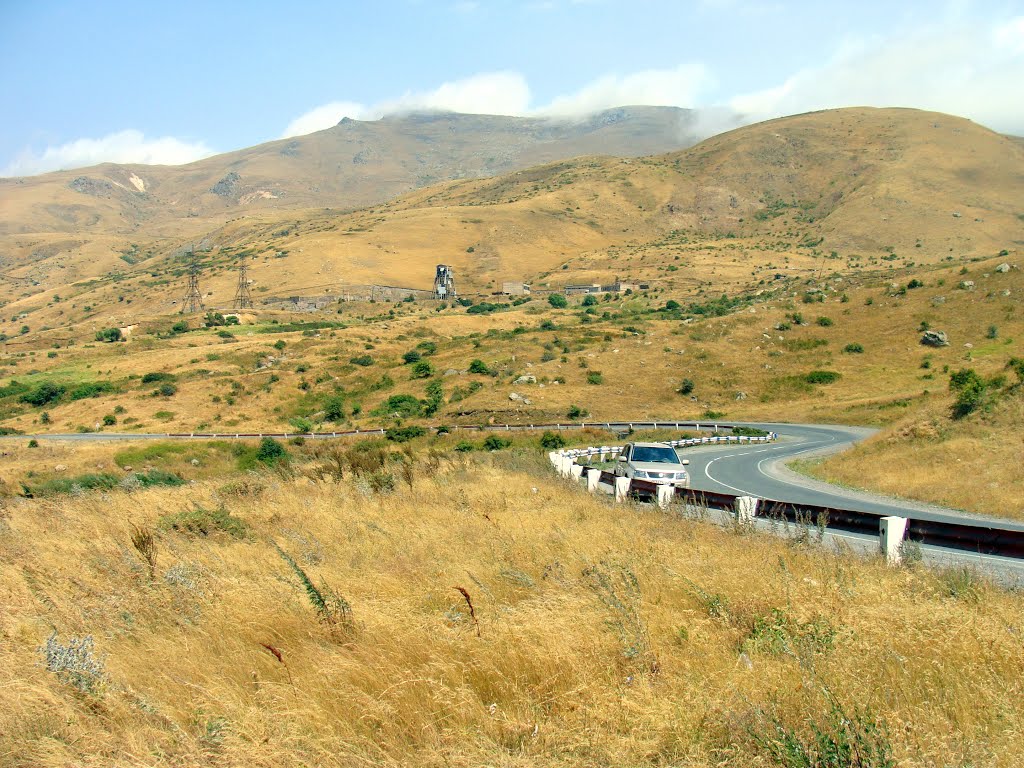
[633,470,649,478]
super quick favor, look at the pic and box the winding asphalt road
[10,420,1020,528]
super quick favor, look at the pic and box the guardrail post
[558,455,574,478]
[735,496,759,524]
[570,464,584,481]
[656,484,674,510]
[548,451,561,470]
[586,469,602,492]
[614,476,630,503]
[880,516,909,565]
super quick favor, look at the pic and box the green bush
[454,440,475,452]
[323,394,346,422]
[804,371,841,385]
[402,350,421,364]
[20,382,66,407]
[411,360,434,379]
[156,383,178,397]
[816,316,833,327]
[70,381,114,400]
[582,295,599,307]
[255,437,288,464]
[540,431,566,449]
[566,404,589,419]
[548,293,568,309]
[468,359,490,375]
[102,414,116,426]
[586,371,604,385]
[349,354,374,367]
[170,320,189,334]
[679,378,695,396]
[373,394,422,418]
[483,435,511,451]
[843,343,864,354]
[948,368,1000,419]
[95,327,123,343]
[386,425,426,442]
[416,341,437,355]
[141,372,175,384]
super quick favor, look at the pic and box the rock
[931,296,946,306]
[513,375,537,385]
[123,466,133,472]
[996,263,1011,273]
[735,392,747,401]
[190,458,200,466]
[921,330,949,347]
[959,280,975,290]
[443,368,463,377]
[738,652,753,670]
[964,343,974,349]
[509,392,531,405]
[54,464,67,472]
[952,211,962,217]
[1001,290,1012,297]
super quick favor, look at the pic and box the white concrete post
[570,463,585,481]
[558,455,573,478]
[880,516,909,565]
[548,451,561,469]
[735,496,759,524]
[614,476,631,503]
[586,469,602,492]
[656,484,674,510]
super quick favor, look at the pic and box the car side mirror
[617,455,627,461]
[681,459,690,465]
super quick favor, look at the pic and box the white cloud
[2,130,215,177]
[730,17,1024,135]
[281,72,532,138]
[280,101,372,138]
[536,64,713,116]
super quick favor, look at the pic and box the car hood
[632,461,687,474]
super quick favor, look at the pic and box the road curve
[5,420,1019,532]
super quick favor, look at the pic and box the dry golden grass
[2,452,1024,766]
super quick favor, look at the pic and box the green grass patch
[158,504,249,538]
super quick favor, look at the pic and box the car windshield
[631,446,680,464]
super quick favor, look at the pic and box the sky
[1,0,1022,177]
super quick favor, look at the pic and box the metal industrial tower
[232,257,253,310]
[432,264,456,300]
[180,258,205,314]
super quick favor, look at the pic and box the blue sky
[1,0,1021,175]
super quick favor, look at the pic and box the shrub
[102,414,116,426]
[20,382,65,407]
[95,327,123,343]
[582,295,599,307]
[949,368,995,419]
[566,404,589,419]
[28,438,38,448]
[411,360,434,379]
[539,319,556,331]
[203,311,227,327]
[804,370,841,385]
[374,394,422,418]
[423,380,444,417]
[290,417,313,433]
[663,299,681,311]
[39,633,107,695]
[679,378,695,395]
[586,371,604,385]
[141,372,175,384]
[416,341,437,355]
[157,382,178,397]
[402,350,421,364]
[468,359,490,375]
[70,381,114,400]
[1007,358,1024,384]
[160,504,249,538]
[349,354,374,367]
[171,320,189,334]
[816,316,833,327]
[540,431,566,449]
[254,437,288,465]
[386,425,426,442]
[843,343,864,353]
[483,435,511,451]
[548,293,568,309]
[454,440,475,452]
[986,325,998,340]
[907,278,925,289]
[323,394,346,422]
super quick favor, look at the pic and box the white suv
[614,442,691,489]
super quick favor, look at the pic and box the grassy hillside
[2,447,1023,766]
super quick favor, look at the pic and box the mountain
[1,107,1022,335]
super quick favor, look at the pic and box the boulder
[921,330,949,347]
[508,392,532,405]
[959,280,975,290]
[513,375,537,385]
[996,263,1011,273]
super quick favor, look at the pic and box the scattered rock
[964,343,974,349]
[1001,289,1012,297]
[738,652,753,670]
[931,296,946,306]
[735,392,747,401]
[123,466,133,472]
[509,392,532,405]
[54,465,67,472]
[921,330,949,347]
[996,263,1011,273]
[210,172,241,197]
[959,280,975,290]
[952,211,962,217]
[190,458,200,466]
[513,375,537,385]
[443,368,463,377]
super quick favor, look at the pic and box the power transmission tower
[180,254,205,314]
[232,257,253,309]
